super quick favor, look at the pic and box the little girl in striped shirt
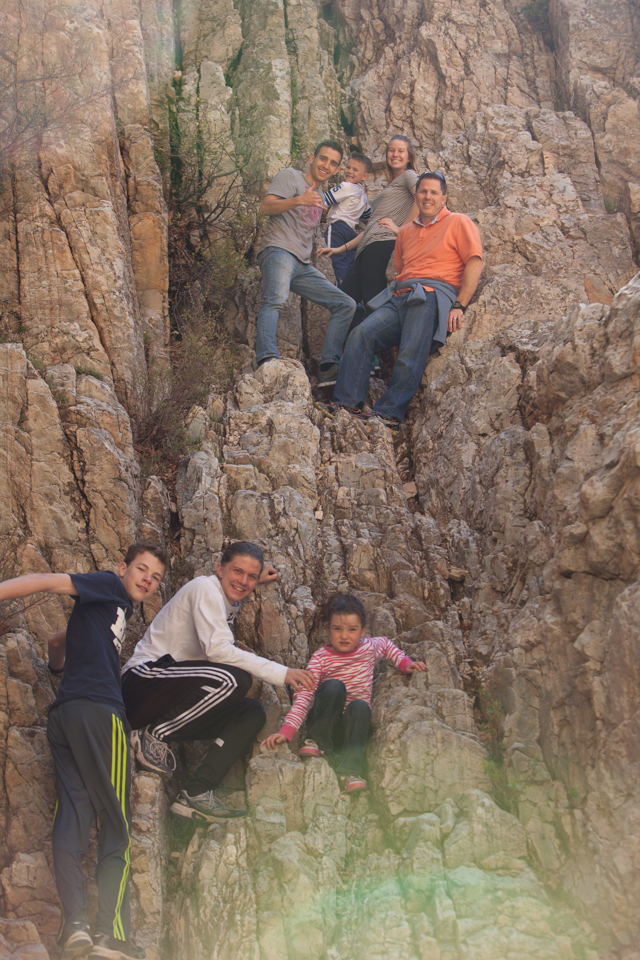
[261,593,426,792]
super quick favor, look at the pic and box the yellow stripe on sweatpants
[111,715,131,941]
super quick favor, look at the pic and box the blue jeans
[256,247,356,364]
[333,290,438,422]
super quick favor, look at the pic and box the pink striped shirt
[279,637,413,741]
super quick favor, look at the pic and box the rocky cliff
[1,0,640,958]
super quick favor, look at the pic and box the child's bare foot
[341,775,367,793]
[299,739,324,757]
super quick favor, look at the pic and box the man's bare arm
[0,573,78,603]
[48,629,67,672]
[260,189,326,216]
[448,256,483,333]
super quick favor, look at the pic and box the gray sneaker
[60,922,93,960]
[130,726,176,778]
[170,789,247,823]
[317,363,340,386]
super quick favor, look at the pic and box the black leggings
[340,239,396,334]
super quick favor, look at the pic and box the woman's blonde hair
[385,134,417,180]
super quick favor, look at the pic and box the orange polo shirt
[393,208,482,293]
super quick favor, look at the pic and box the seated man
[323,171,483,430]
[121,542,314,822]
[255,139,356,366]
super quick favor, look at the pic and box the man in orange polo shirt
[325,172,483,429]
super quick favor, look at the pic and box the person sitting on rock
[261,593,426,793]
[255,139,356,368]
[0,541,169,960]
[121,541,315,823]
[319,171,483,432]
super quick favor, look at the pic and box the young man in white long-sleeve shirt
[121,541,314,823]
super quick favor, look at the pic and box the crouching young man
[121,542,314,823]
[0,542,169,960]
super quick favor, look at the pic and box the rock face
[1,0,640,957]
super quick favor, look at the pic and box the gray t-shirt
[257,169,324,264]
[356,169,419,257]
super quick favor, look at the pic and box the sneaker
[341,775,368,793]
[370,354,381,377]
[299,739,323,757]
[60,922,93,960]
[89,934,145,960]
[170,789,247,823]
[375,414,401,434]
[314,399,340,417]
[317,363,340,386]
[257,355,278,368]
[130,727,176,778]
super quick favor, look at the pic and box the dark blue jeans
[306,679,371,776]
[325,220,357,286]
[333,289,438,422]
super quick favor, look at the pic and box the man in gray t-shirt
[255,139,356,367]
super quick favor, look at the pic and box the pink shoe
[299,739,323,757]
[342,775,367,793]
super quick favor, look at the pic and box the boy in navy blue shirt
[0,542,168,960]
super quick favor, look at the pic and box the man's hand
[258,565,278,584]
[405,660,427,673]
[285,668,316,691]
[261,732,288,749]
[448,256,483,334]
[296,186,326,208]
[447,307,464,333]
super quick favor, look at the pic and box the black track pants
[122,657,266,794]
[47,699,131,939]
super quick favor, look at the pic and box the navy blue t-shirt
[51,571,133,711]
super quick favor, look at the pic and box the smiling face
[386,138,410,176]
[118,551,166,603]
[308,146,343,185]
[216,555,263,605]
[343,158,369,184]
[328,612,367,655]
[416,176,447,221]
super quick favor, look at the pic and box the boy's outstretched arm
[0,573,78,602]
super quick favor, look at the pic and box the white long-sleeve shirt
[121,575,288,686]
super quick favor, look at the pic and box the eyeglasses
[421,171,445,181]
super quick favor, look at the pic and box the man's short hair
[220,541,264,569]
[123,541,170,569]
[416,171,448,195]
[349,152,373,173]
[313,139,344,160]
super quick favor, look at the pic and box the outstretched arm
[0,573,78,602]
